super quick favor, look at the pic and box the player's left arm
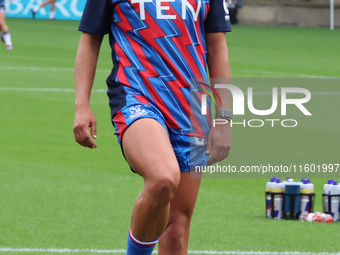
[205,32,232,165]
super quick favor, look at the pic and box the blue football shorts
[112,96,209,173]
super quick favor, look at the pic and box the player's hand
[205,119,231,165]
[73,106,97,149]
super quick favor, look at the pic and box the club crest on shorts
[129,105,146,120]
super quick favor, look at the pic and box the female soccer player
[32,0,56,20]
[73,0,232,254]
[0,0,13,50]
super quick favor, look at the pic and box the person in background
[0,0,13,50]
[228,0,243,24]
[32,0,57,20]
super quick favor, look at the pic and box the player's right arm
[73,33,103,149]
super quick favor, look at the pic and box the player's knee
[147,171,180,202]
[154,174,179,199]
[167,225,185,242]
[162,217,189,250]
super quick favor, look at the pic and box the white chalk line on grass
[0,56,74,63]
[246,92,340,95]
[0,65,339,79]
[0,248,339,255]
[237,70,339,79]
[0,55,113,64]
[0,87,106,93]
[0,87,339,96]
[0,66,111,73]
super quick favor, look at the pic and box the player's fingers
[90,120,97,140]
[78,127,96,148]
[80,129,97,148]
[216,142,231,162]
[83,135,97,149]
[208,142,220,165]
[208,141,231,165]
[208,150,218,166]
[206,137,213,155]
[73,123,96,149]
[73,124,83,144]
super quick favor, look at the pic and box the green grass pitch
[0,18,340,254]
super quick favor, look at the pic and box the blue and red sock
[126,229,158,255]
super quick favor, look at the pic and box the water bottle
[266,179,272,218]
[272,178,284,219]
[323,179,334,214]
[330,181,340,221]
[266,177,276,218]
[284,181,301,218]
[306,213,334,223]
[283,177,294,185]
[299,179,314,218]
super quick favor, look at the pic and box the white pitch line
[0,248,340,255]
[0,66,111,73]
[0,66,74,72]
[188,253,340,255]
[0,87,339,95]
[247,92,340,95]
[0,55,74,63]
[0,87,106,93]
[0,56,113,64]
[1,65,339,79]
[238,70,338,79]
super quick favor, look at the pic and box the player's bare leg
[122,118,181,243]
[49,0,56,12]
[0,12,13,50]
[38,0,56,9]
[158,171,201,255]
[0,12,9,33]
[32,0,57,19]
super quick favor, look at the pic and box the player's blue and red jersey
[79,0,231,138]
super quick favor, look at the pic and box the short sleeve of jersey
[205,0,232,33]
[78,0,113,35]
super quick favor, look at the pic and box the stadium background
[5,0,85,20]
[0,0,339,254]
